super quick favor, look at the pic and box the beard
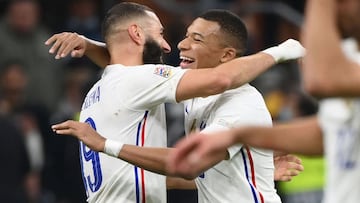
[142,37,164,64]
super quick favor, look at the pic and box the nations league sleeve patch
[154,66,172,78]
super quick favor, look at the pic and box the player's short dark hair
[101,2,154,42]
[199,10,248,57]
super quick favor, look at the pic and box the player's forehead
[186,18,221,38]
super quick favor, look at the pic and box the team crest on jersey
[154,66,172,78]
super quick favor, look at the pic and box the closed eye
[183,32,205,42]
[190,33,204,42]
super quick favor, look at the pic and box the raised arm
[301,0,360,97]
[175,39,305,102]
[45,32,110,68]
[167,116,323,178]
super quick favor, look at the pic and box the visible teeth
[180,56,194,62]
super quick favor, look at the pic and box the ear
[220,48,237,63]
[128,24,143,45]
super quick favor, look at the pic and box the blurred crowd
[0,0,323,203]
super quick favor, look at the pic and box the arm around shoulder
[175,39,305,102]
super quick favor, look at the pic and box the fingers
[275,154,303,167]
[53,128,73,135]
[283,168,301,181]
[46,35,63,58]
[277,175,293,182]
[167,139,196,172]
[58,35,77,58]
[168,150,202,180]
[173,136,203,164]
[187,150,201,166]
[275,168,301,182]
[281,155,304,172]
[289,161,305,172]
[284,154,302,164]
[52,120,72,129]
[56,33,81,58]
[46,33,69,58]
[167,134,225,180]
[167,135,205,178]
[71,50,84,58]
[274,154,305,182]
[288,168,301,176]
[45,32,84,59]
[44,34,57,46]
[51,120,76,134]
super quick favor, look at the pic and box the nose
[177,37,189,51]
[162,39,171,53]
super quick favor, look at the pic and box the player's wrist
[261,46,281,63]
[261,39,305,63]
[104,139,124,157]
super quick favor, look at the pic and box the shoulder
[220,84,263,101]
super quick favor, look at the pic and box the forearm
[221,38,304,90]
[118,145,172,176]
[83,37,110,68]
[302,0,360,97]
[175,53,275,102]
[119,145,199,187]
[176,39,304,102]
[225,52,275,90]
[232,116,324,155]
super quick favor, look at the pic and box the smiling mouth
[180,56,195,68]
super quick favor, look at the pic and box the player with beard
[142,37,164,64]
[47,2,305,203]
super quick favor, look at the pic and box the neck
[108,41,144,66]
[110,53,143,66]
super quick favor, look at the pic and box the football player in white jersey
[48,3,305,203]
[173,10,282,203]
[167,0,360,203]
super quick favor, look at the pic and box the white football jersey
[79,64,186,203]
[319,38,360,203]
[184,84,281,203]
